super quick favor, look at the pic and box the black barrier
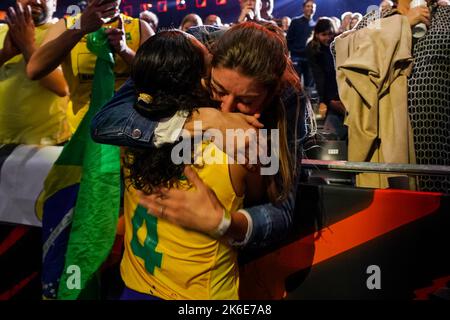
[1,184,449,300]
[239,184,450,300]
[1,144,449,300]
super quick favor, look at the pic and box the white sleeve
[152,110,189,147]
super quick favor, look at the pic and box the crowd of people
[0,0,366,145]
[0,0,449,300]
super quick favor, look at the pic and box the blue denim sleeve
[245,175,299,249]
[91,78,158,148]
[244,87,306,249]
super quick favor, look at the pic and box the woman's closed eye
[210,85,226,97]
[236,98,254,105]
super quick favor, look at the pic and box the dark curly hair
[125,30,214,193]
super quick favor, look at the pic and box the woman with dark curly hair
[120,26,294,300]
[124,30,215,194]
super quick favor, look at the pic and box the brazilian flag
[37,28,121,300]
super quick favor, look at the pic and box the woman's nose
[220,95,237,113]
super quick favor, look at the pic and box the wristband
[228,209,253,247]
[208,208,231,239]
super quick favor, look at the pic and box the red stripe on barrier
[0,271,38,300]
[310,189,442,266]
[414,275,450,300]
[240,189,442,299]
[0,226,29,256]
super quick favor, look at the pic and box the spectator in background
[349,12,363,29]
[261,0,274,20]
[0,0,70,145]
[306,17,347,140]
[286,0,316,93]
[204,14,222,26]
[27,0,153,132]
[331,16,341,32]
[140,10,158,33]
[281,16,291,34]
[380,0,394,11]
[339,11,352,33]
[77,0,88,11]
[180,13,203,32]
[238,0,264,22]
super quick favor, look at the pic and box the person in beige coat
[334,14,416,188]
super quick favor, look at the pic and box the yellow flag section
[121,142,243,300]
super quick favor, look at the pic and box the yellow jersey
[121,142,244,300]
[63,14,140,131]
[0,23,70,145]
